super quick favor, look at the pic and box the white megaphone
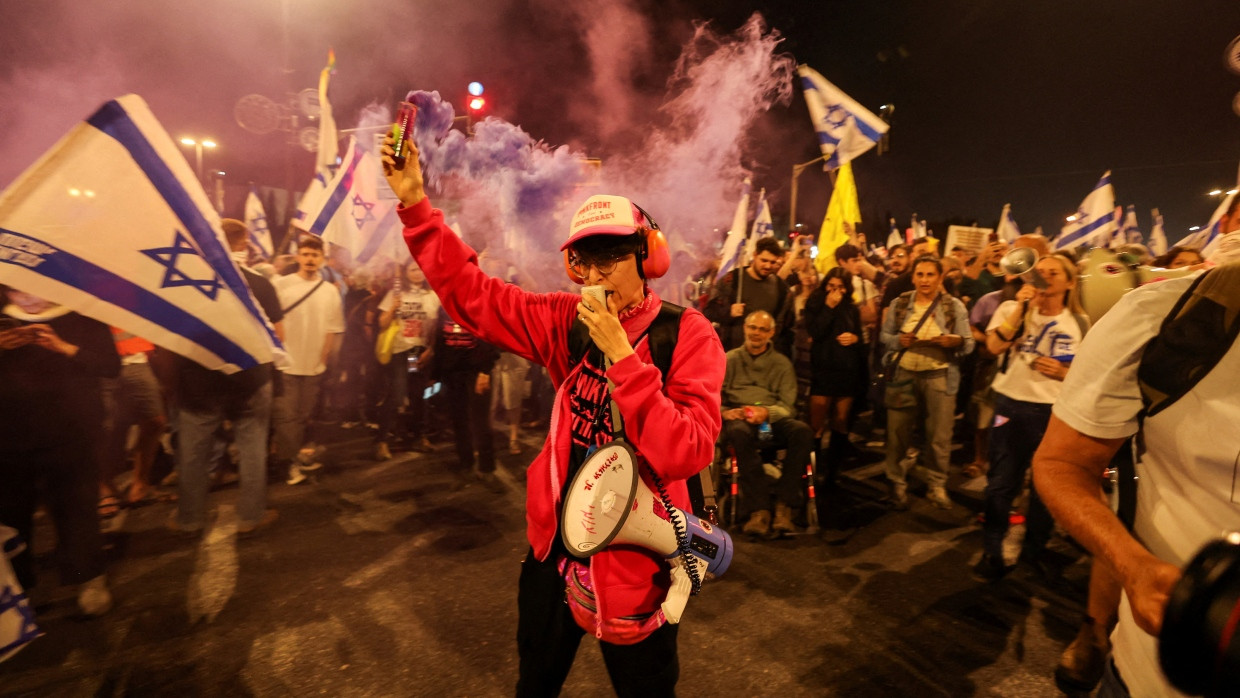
[561,441,733,624]
[1078,247,1200,323]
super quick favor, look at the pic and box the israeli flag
[886,218,903,249]
[715,178,752,281]
[1196,189,1236,259]
[1055,171,1117,250]
[742,189,773,265]
[996,203,1021,243]
[1148,208,1168,257]
[1115,204,1142,247]
[298,136,398,260]
[797,65,889,170]
[244,187,273,260]
[0,95,282,373]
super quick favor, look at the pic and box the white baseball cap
[561,194,643,251]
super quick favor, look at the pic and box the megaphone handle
[661,559,693,624]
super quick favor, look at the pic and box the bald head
[742,310,776,355]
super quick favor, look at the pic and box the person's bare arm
[1033,415,1182,635]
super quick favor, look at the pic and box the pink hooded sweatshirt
[398,198,724,622]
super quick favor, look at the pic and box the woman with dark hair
[1151,245,1204,269]
[804,267,865,480]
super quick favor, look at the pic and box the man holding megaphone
[381,131,725,697]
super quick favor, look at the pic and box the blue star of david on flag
[823,104,849,128]
[250,213,269,237]
[351,194,376,229]
[141,230,223,300]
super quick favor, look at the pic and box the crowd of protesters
[0,211,1216,693]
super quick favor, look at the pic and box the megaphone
[1078,247,1200,323]
[561,441,733,624]
[1000,247,1048,288]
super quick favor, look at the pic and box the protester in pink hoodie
[383,135,723,697]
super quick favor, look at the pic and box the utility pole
[789,154,827,232]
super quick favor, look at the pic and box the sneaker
[888,481,909,511]
[286,464,308,486]
[375,442,393,461]
[742,510,772,538]
[237,509,279,536]
[972,553,1012,583]
[410,436,432,453]
[926,486,952,509]
[341,421,359,429]
[1054,617,1110,693]
[296,446,324,471]
[474,471,506,494]
[771,502,797,535]
[78,574,113,617]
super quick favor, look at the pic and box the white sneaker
[78,574,113,617]
[296,446,324,471]
[927,486,952,509]
[286,464,308,485]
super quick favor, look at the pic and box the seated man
[719,310,813,538]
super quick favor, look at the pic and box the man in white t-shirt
[1034,256,1240,696]
[272,236,344,484]
[374,260,441,460]
[974,254,1087,582]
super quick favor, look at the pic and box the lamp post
[789,154,827,232]
[179,137,217,183]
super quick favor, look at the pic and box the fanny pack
[558,557,667,645]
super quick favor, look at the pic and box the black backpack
[1117,266,1240,528]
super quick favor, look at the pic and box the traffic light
[467,82,487,119]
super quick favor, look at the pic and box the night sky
[1,0,1238,246]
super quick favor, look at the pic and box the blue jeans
[1097,658,1130,697]
[177,382,272,529]
[982,393,1054,559]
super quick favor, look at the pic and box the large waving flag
[0,95,282,373]
[1148,208,1168,257]
[996,203,1021,243]
[1055,171,1117,250]
[244,187,273,260]
[742,188,773,265]
[715,178,752,281]
[291,49,342,240]
[297,136,399,259]
[797,65,889,170]
[814,162,861,274]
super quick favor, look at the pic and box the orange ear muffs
[641,226,670,279]
[564,249,587,285]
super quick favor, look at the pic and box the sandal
[98,495,123,520]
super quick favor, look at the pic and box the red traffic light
[468,96,486,113]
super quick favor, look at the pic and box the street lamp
[789,154,828,232]
[1066,214,1078,222]
[1209,189,1224,196]
[179,137,217,183]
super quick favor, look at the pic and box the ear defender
[633,203,670,280]
[564,249,588,285]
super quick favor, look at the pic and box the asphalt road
[1,425,1091,697]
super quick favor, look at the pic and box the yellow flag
[814,161,861,274]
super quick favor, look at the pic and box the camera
[1160,534,1240,696]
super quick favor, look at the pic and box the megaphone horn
[1000,246,1039,276]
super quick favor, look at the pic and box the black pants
[516,551,679,697]
[720,417,814,518]
[0,441,105,589]
[442,371,495,473]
